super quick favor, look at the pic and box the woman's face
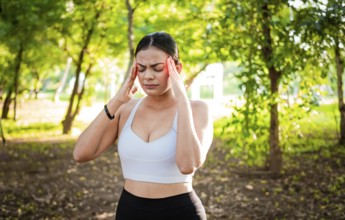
[135,46,171,96]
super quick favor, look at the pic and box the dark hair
[134,32,179,64]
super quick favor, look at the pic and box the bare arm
[73,64,138,162]
[167,57,213,174]
[175,99,213,174]
[73,99,122,162]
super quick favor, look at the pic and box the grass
[1,99,90,141]
[286,103,338,153]
[4,121,61,138]
[299,103,338,136]
[1,120,87,141]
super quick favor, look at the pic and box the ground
[0,100,344,219]
[0,139,344,220]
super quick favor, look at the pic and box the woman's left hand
[167,56,187,100]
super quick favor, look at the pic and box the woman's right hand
[114,62,138,104]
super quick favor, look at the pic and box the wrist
[104,104,114,120]
[104,98,126,120]
[109,97,126,106]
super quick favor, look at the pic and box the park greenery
[0,0,344,218]
[1,0,344,171]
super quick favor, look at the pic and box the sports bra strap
[123,99,144,129]
[172,112,178,132]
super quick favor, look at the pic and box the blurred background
[0,0,344,219]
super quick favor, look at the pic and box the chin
[143,89,159,96]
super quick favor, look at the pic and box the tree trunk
[261,3,282,173]
[75,63,93,117]
[62,6,102,134]
[335,38,345,145]
[0,117,6,145]
[13,43,24,120]
[268,69,282,173]
[122,0,135,85]
[2,87,13,119]
[62,52,84,134]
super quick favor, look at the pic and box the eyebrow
[137,62,164,68]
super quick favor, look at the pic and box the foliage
[0,0,66,95]
[214,103,338,165]
[208,0,307,170]
[0,0,342,171]
[292,0,345,143]
[204,0,343,170]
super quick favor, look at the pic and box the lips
[144,84,158,89]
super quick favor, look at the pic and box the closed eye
[153,64,164,72]
[137,63,164,72]
[153,67,164,72]
[138,67,146,72]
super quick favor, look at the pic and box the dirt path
[1,139,344,220]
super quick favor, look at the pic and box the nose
[143,69,155,80]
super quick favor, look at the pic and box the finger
[130,62,138,81]
[166,57,171,76]
[168,57,179,80]
[131,85,138,94]
[167,57,175,76]
[171,57,179,74]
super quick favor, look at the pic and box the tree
[121,0,146,83]
[60,0,106,134]
[294,0,345,144]
[210,0,310,172]
[0,0,65,119]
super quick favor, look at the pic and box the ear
[176,62,183,74]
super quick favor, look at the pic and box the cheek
[159,71,169,81]
[137,73,145,83]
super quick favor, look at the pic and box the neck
[144,90,176,110]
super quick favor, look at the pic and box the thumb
[131,85,138,94]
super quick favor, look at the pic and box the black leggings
[115,188,207,220]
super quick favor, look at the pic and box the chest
[131,110,176,143]
[119,126,177,161]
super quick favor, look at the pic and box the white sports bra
[117,99,193,184]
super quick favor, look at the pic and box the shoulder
[189,100,213,134]
[189,100,210,114]
[189,100,212,121]
[116,98,141,121]
[117,98,141,116]
[120,98,140,112]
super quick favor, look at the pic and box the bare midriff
[124,179,193,198]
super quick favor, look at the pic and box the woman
[73,32,213,220]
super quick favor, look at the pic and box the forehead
[136,46,168,64]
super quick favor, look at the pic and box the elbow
[73,139,98,162]
[178,165,196,175]
[73,148,90,163]
[73,151,84,163]
[177,160,201,175]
